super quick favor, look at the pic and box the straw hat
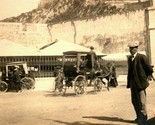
[128,41,139,48]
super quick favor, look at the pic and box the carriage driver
[86,46,97,85]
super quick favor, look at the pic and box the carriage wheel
[93,77,103,92]
[21,77,35,90]
[74,75,87,95]
[0,80,8,92]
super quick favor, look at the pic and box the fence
[0,56,127,78]
[0,56,63,78]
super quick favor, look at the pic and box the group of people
[88,42,154,125]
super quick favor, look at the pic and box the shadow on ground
[45,92,77,97]
[51,119,119,125]
[83,116,134,124]
[82,116,155,125]
[44,87,109,97]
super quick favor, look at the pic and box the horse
[79,59,114,91]
[89,63,112,91]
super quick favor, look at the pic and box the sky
[0,0,40,20]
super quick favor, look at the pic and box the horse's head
[99,64,112,75]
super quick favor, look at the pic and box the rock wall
[0,10,146,54]
[49,10,146,54]
[38,0,54,8]
[0,23,52,49]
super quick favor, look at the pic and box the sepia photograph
[0,0,155,125]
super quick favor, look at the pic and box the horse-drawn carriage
[54,50,113,95]
[0,61,35,92]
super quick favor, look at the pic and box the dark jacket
[127,53,153,90]
[86,50,97,69]
[13,69,21,83]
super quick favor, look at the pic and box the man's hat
[90,46,94,50]
[14,65,19,70]
[128,41,139,48]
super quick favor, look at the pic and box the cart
[0,61,35,92]
[53,50,111,95]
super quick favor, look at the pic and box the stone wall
[0,10,146,54]
[49,10,146,54]
[0,23,52,49]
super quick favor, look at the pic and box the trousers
[131,81,147,125]
[16,81,22,92]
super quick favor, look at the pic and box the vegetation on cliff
[0,0,145,24]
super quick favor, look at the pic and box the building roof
[39,40,106,56]
[0,39,106,57]
[0,39,38,56]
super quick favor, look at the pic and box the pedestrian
[8,68,14,90]
[127,41,153,125]
[13,65,22,92]
[109,61,118,87]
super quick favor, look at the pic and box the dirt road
[0,79,155,125]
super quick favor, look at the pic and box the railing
[0,56,126,78]
[0,56,62,78]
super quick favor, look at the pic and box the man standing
[86,46,97,69]
[127,41,153,125]
[86,46,97,85]
[13,65,22,92]
[109,61,118,87]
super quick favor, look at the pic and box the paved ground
[0,76,155,125]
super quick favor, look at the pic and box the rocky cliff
[0,0,143,23]
[0,0,151,54]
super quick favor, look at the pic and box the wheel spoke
[21,77,35,90]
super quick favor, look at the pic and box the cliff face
[0,0,131,23]
[38,0,54,8]
[0,0,150,54]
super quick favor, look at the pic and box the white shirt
[132,53,137,61]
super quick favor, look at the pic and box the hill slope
[1,0,137,23]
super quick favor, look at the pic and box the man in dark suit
[86,46,97,69]
[13,65,22,92]
[86,46,97,85]
[127,41,153,125]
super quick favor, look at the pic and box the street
[0,77,155,125]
